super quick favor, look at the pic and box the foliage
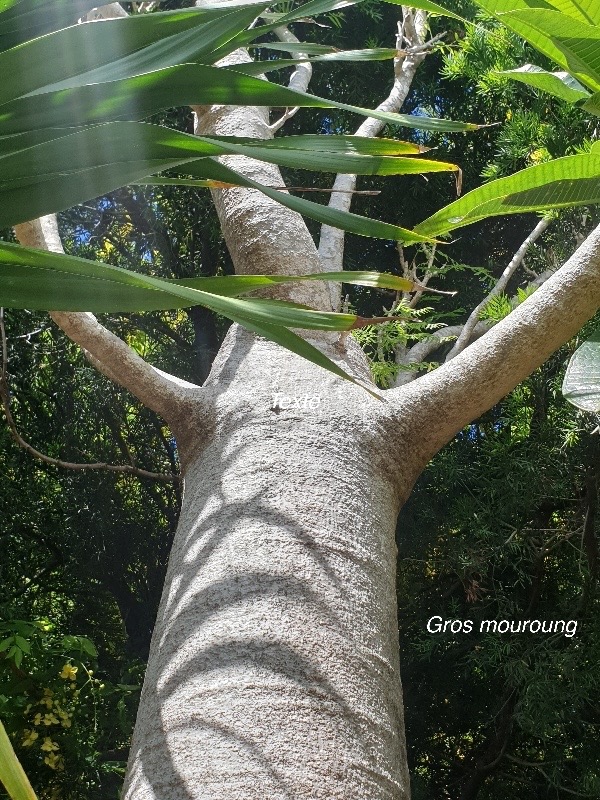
[399,340,600,798]
[0,617,139,800]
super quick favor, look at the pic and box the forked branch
[387,223,600,462]
[14,216,199,423]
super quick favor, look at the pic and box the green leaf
[0,240,422,391]
[230,48,399,75]
[382,0,466,21]
[563,329,600,411]
[271,0,360,24]
[0,59,480,136]
[0,121,455,229]
[0,240,419,310]
[479,8,600,92]
[0,122,204,228]
[174,271,417,297]
[13,637,30,654]
[0,719,38,800]
[0,7,260,107]
[0,1,100,50]
[543,0,600,25]
[176,158,436,243]
[581,91,600,115]
[499,64,591,102]
[0,241,400,327]
[473,0,600,24]
[415,153,600,236]
[196,135,459,176]
[218,134,427,155]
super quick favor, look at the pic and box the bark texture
[123,330,416,800]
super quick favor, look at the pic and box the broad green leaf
[167,158,436,243]
[499,64,591,102]
[0,240,418,310]
[0,719,38,800]
[0,0,100,50]
[271,0,359,24]
[480,8,600,92]
[0,121,455,228]
[543,0,600,25]
[250,41,345,55]
[196,135,459,176]
[415,153,600,235]
[562,330,600,411]
[0,6,262,106]
[22,5,268,96]
[0,122,205,228]
[0,242,395,393]
[215,134,428,156]
[174,271,418,296]
[0,58,480,136]
[382,0,466,21]
[581,92,600,115]
[228,48,399,75]
[473,0,600,23]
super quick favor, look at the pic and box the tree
[4,1,600,798]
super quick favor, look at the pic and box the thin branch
[504,755,598,797]
[393,322,492,387]
[0,310,179,483]
[318,8,435,281]
[273,25,313,94]
[386,223,600,463]
[269,107,301,133]
[446,217,551,360]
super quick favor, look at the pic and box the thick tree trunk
[123,330,416,799]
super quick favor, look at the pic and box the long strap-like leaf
[0,720,38,800]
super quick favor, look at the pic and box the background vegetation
[1,1,599,797]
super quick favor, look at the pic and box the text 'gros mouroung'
[427,616,578,638]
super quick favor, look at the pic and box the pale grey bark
[12,5,600,799]
[192,50,330,310]
[387,222,600,464]
[13,217,198,427]
[125,26,413,800]
[123,329,413,800]
[86,3,128,19]
[317,8,428,281]
[446,217,551,359]
[393,322,491,387]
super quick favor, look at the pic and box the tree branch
[446,217,551,359]
[386,223,600,463]
[14,216,199,424]
[317,8,431,282]
[393,322,492,386]
[86,3,128,20]
[268,25,312,131]
[192,43,331,310]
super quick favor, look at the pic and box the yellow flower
[43,713,60,726]
[21,729,38,747]
[33,713,43,726]
[40,737,59,752]
[59,664,78,681]
[43,752,64,771]
[23,704,32,715]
